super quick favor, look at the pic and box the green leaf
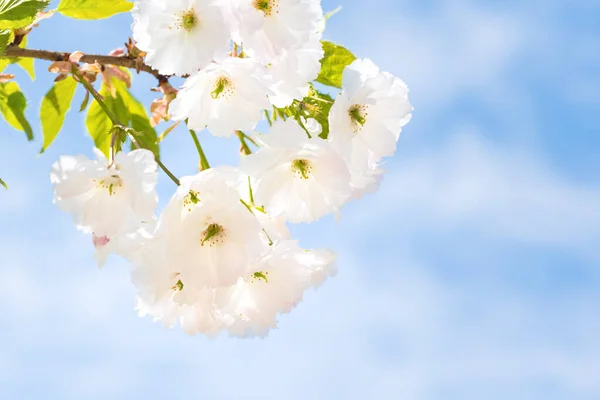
[85,79,158,159]
[119,85,159,158]
[315,41,356,89]
[0,0,49,30]
[303,87,334,139]
[0,29,11,56]
[0,36,35,79]
[85,84,128,157]
[0,81,33,140]
[39,76,77,152]
[57,0,133,20]
[0,177,7,189]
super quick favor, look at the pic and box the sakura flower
[133,238,336,338]
[240,119,351,223]
[223,240,337,338]
[169,57,272,137]
[329,58,413,160]
[50,148,158,238]
[232,0,324,63]
[132,242,229,337]
[93,219,157,268]
[267,34,324,108]
[155,167,269,287]
[132,0,231,75]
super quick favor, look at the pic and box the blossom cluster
[50,0,413,338]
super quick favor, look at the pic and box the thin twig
[5,45,165,80]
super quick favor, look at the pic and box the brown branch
[4,45,167,81]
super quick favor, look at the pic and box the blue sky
[1,0,599,398]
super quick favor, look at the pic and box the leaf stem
[264,109,272,126]
[236,130,253,156]
[129,133,181,186]
[189,129,210,171]
[71,66,118,124]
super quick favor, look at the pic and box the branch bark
[4,45,166,81]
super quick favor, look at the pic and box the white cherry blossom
[155,167,268,287]
[268,34,324,108]
[240,120,351,223]
[50,148,158,238]
[133,238,336,338]
[169,57,272,137]
[224,241,337,337]
[132,0,231,75]
[232,0,324,62]
[329,58,413,160]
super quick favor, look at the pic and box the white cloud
[345,131,600,260]
[1,131,599,399]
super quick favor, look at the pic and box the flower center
[290,159,312,179]
[96,175,123,196]
[348,104,369,133]
[172,279,184,291]
[183,190,201,212]
[250,271,269,283]
[211,76,235,100]
[171,273,184,291]
[178,9,199,32]
[253,0,279,17]
[201,223,226,247]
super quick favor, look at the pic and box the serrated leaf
[0,177,7,189]
[57,0,133,20]
[40,76,77,152]
[0,0,49,30]
[0,81,33,140]
[315,41,356,89]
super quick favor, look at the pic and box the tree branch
[4,45,166,81]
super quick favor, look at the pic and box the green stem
[189,129,210,171]
[264,109,272,126]
[156,159,181,186]
[71,66,119,125]
[236,131,252,156]
[71,65,121,164]
[72,66,180,186]
[309,95,333,104]
[247,176,255,205]
[129,132,181,186]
